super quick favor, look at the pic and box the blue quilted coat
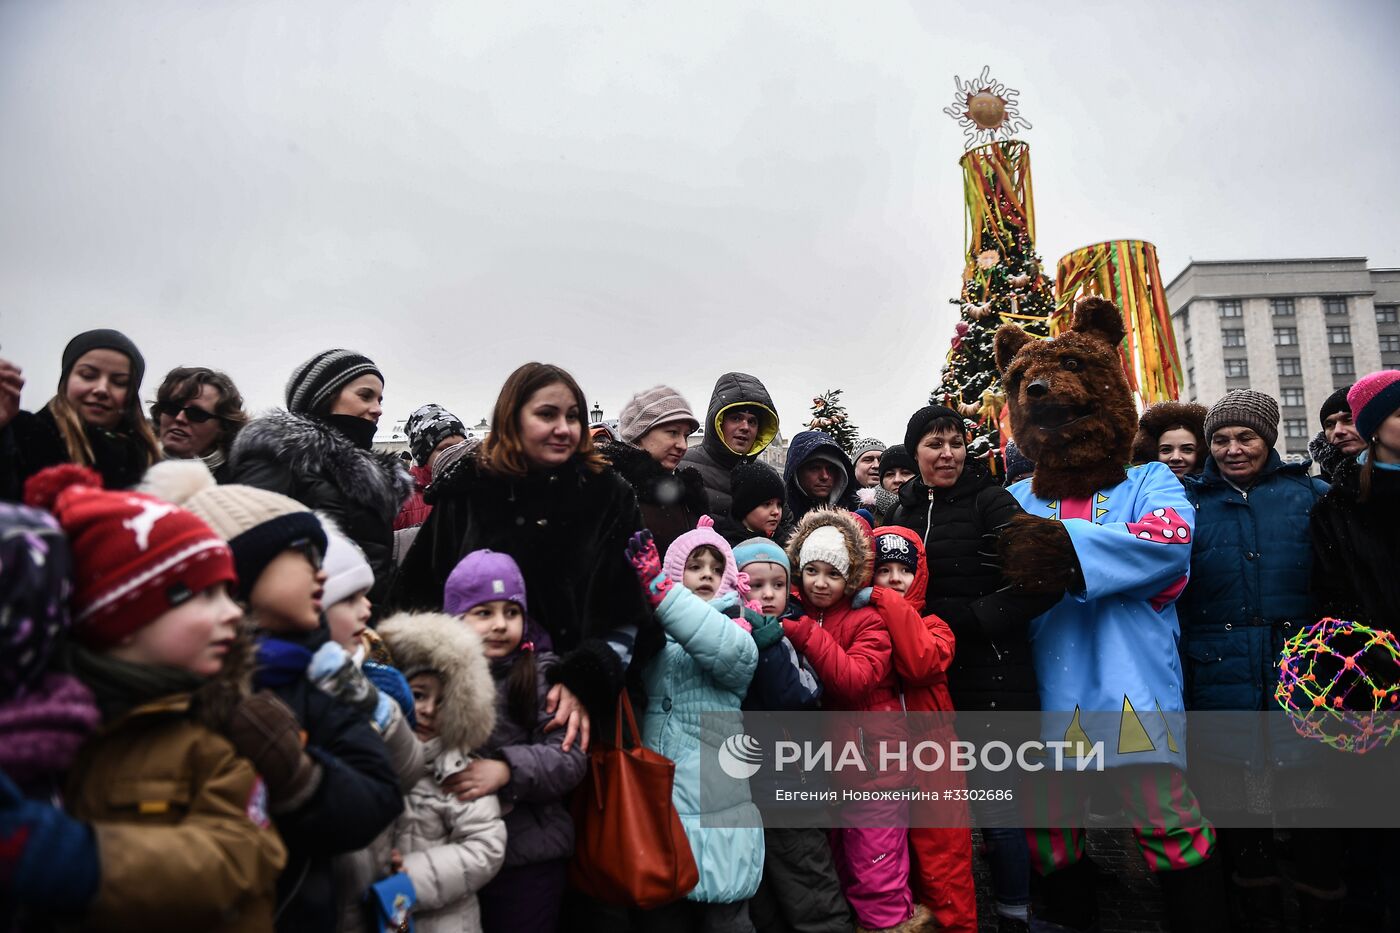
[1179,451,1328,768]
[642,586,763,904]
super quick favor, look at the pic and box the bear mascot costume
[993,296,1226,932]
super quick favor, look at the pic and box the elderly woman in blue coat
[1178,390,1342,929]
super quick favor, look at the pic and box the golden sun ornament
[943,66,1031,148]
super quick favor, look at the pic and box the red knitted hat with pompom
[23,465,235,649]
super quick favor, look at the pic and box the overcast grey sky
[3,0,1398,444]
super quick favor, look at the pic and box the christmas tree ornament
[1275,618,1400,755]
[942,65,1032,147]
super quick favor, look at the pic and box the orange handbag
[567,692,699,909]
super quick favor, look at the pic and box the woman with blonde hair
[0,329,159,500]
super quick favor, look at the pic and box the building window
[1274,327,1297,346]
[1381,334,1400,353]
[1331,356,1355,376]
[1323,296,1348,316]
[1280,387,1305,407]
[1218,299,1243,318]
[1327,325,1351,345]
[1269,298,1295,316]
[1187,366,1195,388]
[1185,337,1193,358]
[1222,329,1245,347]
[1284,418,1308,439]
[1378,305,1399,324]
[1278,357,1303,376]
[1226,359,1249,378]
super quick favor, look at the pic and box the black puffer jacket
[886,461,1057,711]
[258,677,403,933]
[0,407,152,500]
[1310,454,1400,629]
[226,410,411,604]
[390,455,658,718]
[599,440,709,555]
[679,372,779,518]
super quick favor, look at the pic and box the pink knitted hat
[663,516,744,600]
[1347,370,1400,441]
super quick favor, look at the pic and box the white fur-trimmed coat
[378,613,506,933]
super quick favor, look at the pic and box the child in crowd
[732,537,854,933]
[442,549,587,933]
[877,445,917,495]
[139,460,402,933]
[782,509,926,933]
[869,526,976,933]
[625,517,764,932]
[317,518,425,933]
[11,466,285,931]
[378,610,508,933]
[715,459,786,546]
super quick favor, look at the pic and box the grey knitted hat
[285,349,383,414]
[618,385,699,444]
[1204,390,1279,448]
[850,437,886,459]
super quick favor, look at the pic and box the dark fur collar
[230,409,411,519]
[599,441,706,510]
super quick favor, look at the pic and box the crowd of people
[0,327,1396,933]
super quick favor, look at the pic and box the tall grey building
[1168,258,1400,460]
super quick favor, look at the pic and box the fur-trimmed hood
[229,409,411,521]
[1131,401,1208,467]
[785,508,872,590]
[376,611,496,753]
[598,440,708,511]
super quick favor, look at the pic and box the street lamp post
[590,401,604,423]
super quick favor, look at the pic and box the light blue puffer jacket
[641,586,763,904]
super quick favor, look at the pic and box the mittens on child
[308,642,393,731]
[228,690,323,813]
[624,529,672,609]
[749,613,785,651]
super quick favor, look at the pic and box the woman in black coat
[226,350,410,605]
[886,404,1057,929]
[598,383,707,555]
[886,405,1056,712]
[392,363,657,742]
[0,329,160,500]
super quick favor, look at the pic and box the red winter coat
[869,526,955,714]
[781,509,901,714]
[393,464,433,531]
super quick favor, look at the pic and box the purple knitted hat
[0,502,76,699]
[663,516,742,600]
[444,549,528,616]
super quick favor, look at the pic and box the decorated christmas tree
[806,389,858,454]
[932,68,1053,468]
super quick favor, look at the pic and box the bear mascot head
[991,296,1139,593]
[994,295,1138,502]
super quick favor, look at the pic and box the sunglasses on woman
[155,402,227,425]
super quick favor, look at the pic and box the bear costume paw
[997,512,1084,595]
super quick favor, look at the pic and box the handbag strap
[615,691,642,749]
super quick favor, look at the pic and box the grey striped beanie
[285,349,383,414]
